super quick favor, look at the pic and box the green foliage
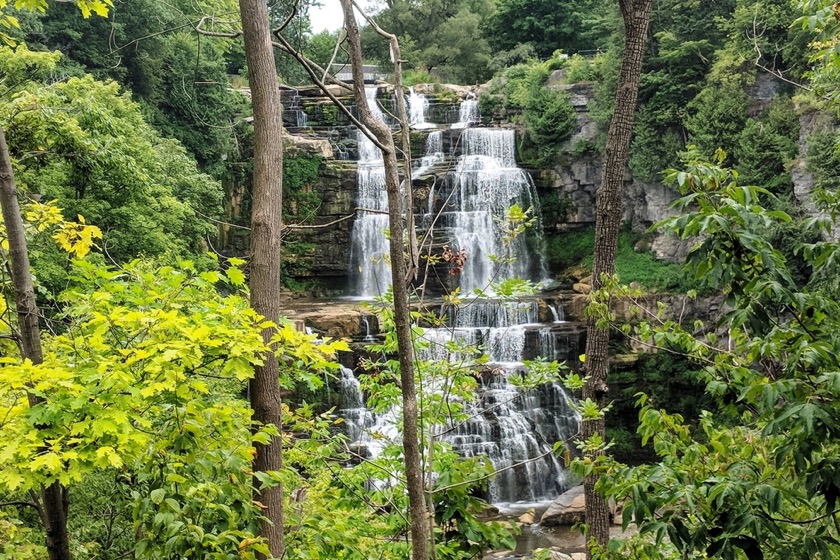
[488,43,538,74]
[607,352,709,463]
[523,87,577,159]
[403,68,441,85]
[684,83,749,162]
[600,151,840,560]
[360,0,495,84]
[660,146,793,298]
[806,127,840,208]
[22,0,247,174]
[734,98,800,195]
[0,64,222,273]
[0,510,46,559]
[0,0,112,45]
[480,58,576,164]
[303,29,347,66]
[487,0,611,58]
[565,53,600,82]
[284,154,323,220]
[0,257,272,557]
[545,226,696,292]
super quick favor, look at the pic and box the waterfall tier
[348,87,391,297]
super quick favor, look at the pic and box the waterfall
[447,370,578,503]
[413,131,445,179]
[452,97,479,129]
[539,327,557,359]
[284,90,309,129]
[448,129,546,294]
[348,87,392,297]
[341,91,578,505]
[338,366,400,458]
[408,87,436,130]
[339,316,582,504]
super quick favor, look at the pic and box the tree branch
[270,33,389,152]
[0,500,41,511]
[195,15,241,38]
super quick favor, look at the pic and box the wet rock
[540,485,585,527]
[518,508,536,524]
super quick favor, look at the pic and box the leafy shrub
[404,68,440,86]
[545,226,697,292]
[565,53,597,82]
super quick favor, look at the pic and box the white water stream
[342,94,578,504]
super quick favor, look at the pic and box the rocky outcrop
[534,79,689,260]
[282,160,358,293]
[791,108,837,240]
[284,133,333,158]
[539,485,585,526]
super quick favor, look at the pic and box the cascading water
[412,131,444,179]
[341,312,582,504]
[443,128,547,294]
[408,87,436,130]
[342,93,579,506]
[348,87,391,297]
[452,96,479,129]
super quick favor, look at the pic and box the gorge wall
[247,72,827,295]
[270,81,688,295]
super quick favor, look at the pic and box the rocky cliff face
[274,80,690,293]
[533,77,688,261]
[268,76,826,293]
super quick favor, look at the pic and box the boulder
[518,508,536,524]
[284,133,334,158]
[539,485,585,527]
[572,283,591,294]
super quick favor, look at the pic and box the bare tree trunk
[0,127,72,560]
[581,0,652,556]
[237,1,286,557]
[339,3,431,559]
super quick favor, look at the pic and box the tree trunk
[237,1,286,557]
[0,127,72,560]
[339,3,431,559]
[581,0,652,556]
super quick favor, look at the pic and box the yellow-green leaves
[0,259,266,492]
[73,0,112,18]
[0,1,111,45]
[52,215,102,258]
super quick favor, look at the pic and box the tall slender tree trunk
[237,1,286,557]
[581,0,652,556]
[339,3,431,559]
[0,127,72,560]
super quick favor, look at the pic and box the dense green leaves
[1,55,223,271]
[598,153,840,559]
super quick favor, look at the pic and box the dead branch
[271,33,389,152]
[195,15,241,39]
